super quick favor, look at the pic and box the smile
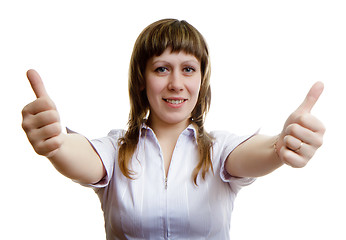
[163,98,187,104]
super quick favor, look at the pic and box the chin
[162,115,191,125]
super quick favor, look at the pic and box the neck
[147,116,191,140]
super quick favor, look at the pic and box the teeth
[165,99,184,104]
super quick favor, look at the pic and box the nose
[168,70,184,92]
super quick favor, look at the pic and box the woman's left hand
[275,82,326,168]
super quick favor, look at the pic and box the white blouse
[87,124,255,240]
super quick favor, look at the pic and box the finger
[284,135,302,152]
[33,134,63,157]
[286,123,323,148]
[37,122,62,141]
[284,136,315,159]
[21,97,57,115]
[296,81,324,113]
[27,123,62,148]
[294,113,326,133]
[25,110,60,129]
[280,147,308,168]
[286,123,315,145]
[27,69,49,98]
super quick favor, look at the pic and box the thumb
[296,81,324,113]
[26,69,49,98]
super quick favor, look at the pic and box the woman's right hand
[22,69,64,158]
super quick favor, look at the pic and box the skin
[227,81,325,177]
[144,49,202,175]
[22,69,105,184]
[21,50,325,184]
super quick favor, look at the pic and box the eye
[155,67,168,73]
[183,67,196,73]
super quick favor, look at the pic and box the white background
[1,0,345,239]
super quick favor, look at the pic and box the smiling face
[145,48,201,129]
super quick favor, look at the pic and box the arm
[226,82,326,178]
[47,133,106,184]
[22,69,105,184]
[226,134,283,178]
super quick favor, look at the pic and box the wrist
[273,134,284,164]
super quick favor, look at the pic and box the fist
[276,82,326,168]
[22,70,63,157]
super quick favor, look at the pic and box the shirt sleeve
[215,131,258,195]
[87,129,124,188]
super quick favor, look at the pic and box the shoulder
[90,129,126,152]
[107,129,126,139]
[210,130,242,145]
[210,130,256,144]
[209,130,256,159]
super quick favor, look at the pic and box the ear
[140,80,146,91]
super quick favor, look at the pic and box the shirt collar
[183,124,198,140]
[140,122,198,141]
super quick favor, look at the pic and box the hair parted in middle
[118,18,214,185]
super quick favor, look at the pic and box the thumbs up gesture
[22,70,64,158]
[275,82,326,168]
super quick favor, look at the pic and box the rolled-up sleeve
[87,129,124,188]
[211,131,257,195]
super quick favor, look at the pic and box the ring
[295,142,304,152]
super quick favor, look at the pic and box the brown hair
[118,18,213,184]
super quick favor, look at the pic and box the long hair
[118,19,213,184]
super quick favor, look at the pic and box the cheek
[146,80,164,102]
[188,78,201,98]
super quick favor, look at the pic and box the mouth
[163,98,187,104]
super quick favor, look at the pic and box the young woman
[22,19,325,239]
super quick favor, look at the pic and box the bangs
[142,19,207,60]
[129,18,211,116]
[123,19,213,185]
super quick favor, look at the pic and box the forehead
[149,48,200,64]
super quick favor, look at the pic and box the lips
[163,98,186,104]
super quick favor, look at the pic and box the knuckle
[281,150,307,168]
[305,151,314,160]
[21,120,29,132]
[297,113,310,124]
[289,159,307,168]
[42,123,61,137]
[315,136,324,148]
[27,134,40,150]
[283,135,292,148]
[35,137,62,156]
[50,110,60,122]
[22,117,34,133]
[54,137,64,149]
[296,161,307,168]
[283,135,289,144]
[51,122,62,135]
[37,97,56,111]
[320,124,326,134]
[289,112,299,121]
[34,143,46,156]
[46,137,63,152]
[280,150,292,164]
[286,123,299,135]
[21,106,29,117]
[37,110,61,128]
[45,97,57,109]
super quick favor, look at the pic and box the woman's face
[144,48,201,129]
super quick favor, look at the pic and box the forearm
[48,133,105,184]
[22,70,105,184]
[226,135,283,178]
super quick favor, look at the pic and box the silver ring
[295,142,304,152]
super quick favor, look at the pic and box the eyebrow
[151,59,200,66]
